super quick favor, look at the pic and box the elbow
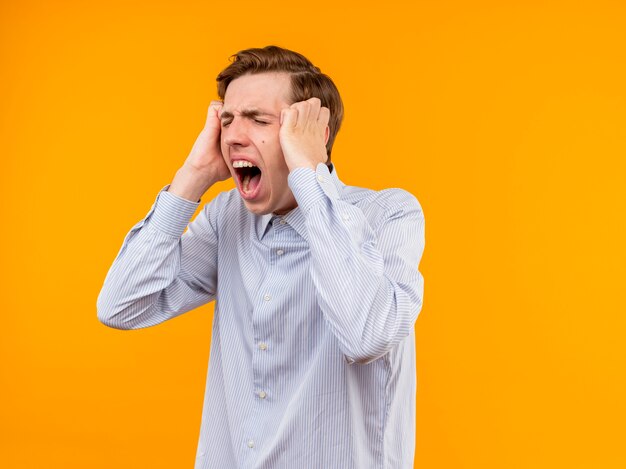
[342,328,415,365]
[96,307,127,330]
[97,311,127,330]
[342,300,423,366]
[341,341,397,365]
[96,295,133,330]
[343,351,379,366]
[339,334,399,365]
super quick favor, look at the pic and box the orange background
[2,0,625,468]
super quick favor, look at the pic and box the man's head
[216,45,344,162]
[216,46,343,216]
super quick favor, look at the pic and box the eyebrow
[220,109,278,120]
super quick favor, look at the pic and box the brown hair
[216,45,344,162]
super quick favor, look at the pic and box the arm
[96,186,223,329]
[97,100,231,329]
[279,98,424,364]
[289,165,425,364]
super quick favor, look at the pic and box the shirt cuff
[147,184,200,237]
[288,163,337,213]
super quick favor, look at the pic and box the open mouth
[233,160,262,198]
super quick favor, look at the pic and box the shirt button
[317,175,325,183]
[247,440,255,448]
[263,294,271,301]
[279,219,286,225]
[342,213,351,221]
[258,390,267,399]
[276,249,284,256]
[258,342,268,350]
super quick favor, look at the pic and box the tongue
[242,172,262,195]
[248,173,261,192]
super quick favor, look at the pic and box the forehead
[222,72,292,112]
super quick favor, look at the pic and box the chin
[241,193,297,216]
[242,199,271,215]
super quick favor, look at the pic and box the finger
[293,101,308,129]
[318,106,330,127]
[209,100,223,114]
[281,107,298,129]
[205,100,223,128]
[306,98,321,129]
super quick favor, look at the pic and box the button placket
[248,272,275,456]
[246,218,296,458]
[257,292,272,403]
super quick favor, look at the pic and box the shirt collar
[254,163,344,241]
[255,212,274,240]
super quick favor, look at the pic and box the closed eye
[221,119,268,127]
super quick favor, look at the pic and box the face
[219,72,296,215]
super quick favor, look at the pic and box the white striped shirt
[97,163,425,468]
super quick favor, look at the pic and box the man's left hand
[279,97,330,172]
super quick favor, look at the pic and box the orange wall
[1,1,625,468]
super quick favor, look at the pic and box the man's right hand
[168,101,231,202]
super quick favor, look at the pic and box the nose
[222,117,250,148]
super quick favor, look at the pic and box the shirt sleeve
[288,164,426,364]
[96,185,221,330]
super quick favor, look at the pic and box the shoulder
[374,188,422,214]
[200,188,247,227]
[341,183,424,223]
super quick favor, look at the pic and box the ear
[324,125,329,145]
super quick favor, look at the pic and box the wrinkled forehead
[222,72,293,112]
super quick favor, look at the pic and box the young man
[97,45,425,469]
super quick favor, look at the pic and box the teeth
[233,160,257,168]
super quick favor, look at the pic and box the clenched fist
[279,97,330,172]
